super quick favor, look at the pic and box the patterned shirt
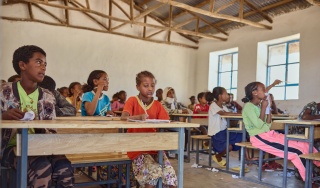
[298,101,319,119]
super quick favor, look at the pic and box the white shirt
[208,102,229,136]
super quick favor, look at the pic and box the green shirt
[7,82,37,147]
[242,102,271,137]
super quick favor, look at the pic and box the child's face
[72,84,82,96]
[220,89,229,103]
[199,96,207,104]
[20,52,46,83]
[156,89,163,98]
[167,89,175,98]
[95,73,109,91]
[253,84,266,100]
[136,77,155,99]
[119,92,127,101]
[62,89,69,98]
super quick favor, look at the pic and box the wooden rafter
[143,16,147,38]
[239,0,244,19]
[146,30,164,38]
[2,16,198,49]
[167,5,172,42]
[63,0,69,24]
[112,0,131,20]
[198,0,292,33]
[156,0,272,30]
[109,0,112,30]
[164,0,209,22]
[27,2,33,19]
[32,3,64,24]
[244,0,273,23]
[134,3,165,21]
[173,17,196,29]
[139,0,152,6]
[209,0,215,12]
[85,0,90,9]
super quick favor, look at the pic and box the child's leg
[161,152,178,188]
[132,154,162,187]
[250,130,319,181]
[49,155,74,187]
[1,147,53,187]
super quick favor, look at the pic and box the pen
[141,99,149,118]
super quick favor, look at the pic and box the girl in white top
[208,87,242,167]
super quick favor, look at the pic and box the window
[266,40,300,100]
[217,52,238,98]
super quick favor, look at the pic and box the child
[241,82,320,182]
[188,95,196,111]
[81,70,114,116]
[161,87,190,115]
[111,90,127,111]
[66,82,82,112]
[299,101,320,120]
[156,88,163,102]
[226,93,242,113]
[111,92,119,104]
[0,45,74,187]
[57,86,69,98]
[207,87,242,167]
[38,75,76,117]
[121,71,177,188]
[205,91,214,105]
[193,92,209,148]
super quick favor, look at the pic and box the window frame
[266,39,300,100]
[217,52,238,95]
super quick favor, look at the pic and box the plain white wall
[0,2,197,105]
[196,6,320,114]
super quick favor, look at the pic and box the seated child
[81,70,114,116]
[207,87,242,168]
[193,92,209,148]
[66,82,82,112]
[38,75,76,116]
[156,88,163,102]
[188,95,196,111]
[161,87,191,115]
[121,71,177,188]
[1,45,74,187]
[225,93,242,113]
[57,86,69,98]
[111,90,127,111]
[242,82,320,182]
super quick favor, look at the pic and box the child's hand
[1,108,26,120]
[272,79,282,85]
[106,111,115,116]
[182,109,189,114]
[140,114,148,120]
[261,100,269,109]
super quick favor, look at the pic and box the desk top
[170,113,208,117]
[273,119,320,125]
[1,120,199,129]
[56,116,121,121]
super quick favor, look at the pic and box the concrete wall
[196,6,320,114]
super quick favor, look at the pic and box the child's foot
[269,162,283,171]
[212,155,226,167]
[231,166,250,173]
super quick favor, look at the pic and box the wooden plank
[27,2,33,19]
[209,0,215,12]
[143,16,147,38]
[109,0,113,29]
[16,132,179,156]
[273,120,320,125]
[244,0,273,23]
[235,142,257,149]
[55,116,121,121]
[270,122,284,130]
[134,3,165,21]
[1,120,199,129]
[239,0,244,19]
[67,153,129,164]
[63,0,69,24]
[190,118,208,126]
[156,0,271,30]
[214,0,237,13]
[56,128,119,134]
[173,17,196,29]
[112,0,131,20]
[190,135,211,139]
[300,153,320,161]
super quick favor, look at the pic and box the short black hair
[197,92,205,101]
[7,74,21,82]
[38,75,56,92]
[12,45,46,75]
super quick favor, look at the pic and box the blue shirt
[81,91,111,116]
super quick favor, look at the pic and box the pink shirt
[111,101,125,111]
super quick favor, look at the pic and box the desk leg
[283,124,289,188]
[306,126,314,188]
[187,117,191,163]
[20,128,28,188]
[178,128,185,188]
[157,150,163,188]
[226,119,230,171]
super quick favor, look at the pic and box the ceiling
[1,0,319,49]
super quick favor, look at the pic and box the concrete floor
[75,150,305,188]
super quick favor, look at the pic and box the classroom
[1,0,320,188]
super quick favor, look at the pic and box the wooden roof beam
[134,3,165,21]
[156,0,272,30]
[214,0,237,13]
[244,0,273,23]
[173,17,196,29]
[164,0,209,22]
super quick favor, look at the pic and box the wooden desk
[56,116,121,121]
[273,119,320,188]
[2,120,199,188]
[170,113,208,162]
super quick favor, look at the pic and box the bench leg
[258,150,264,181]
[239,146,246,177]
[126,164,130,188]
[196,139,200,164]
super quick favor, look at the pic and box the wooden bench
[235,142,264,180]
[14,130,179,188]
[190,135,212,167]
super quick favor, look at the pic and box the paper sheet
[20,111,35,121]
